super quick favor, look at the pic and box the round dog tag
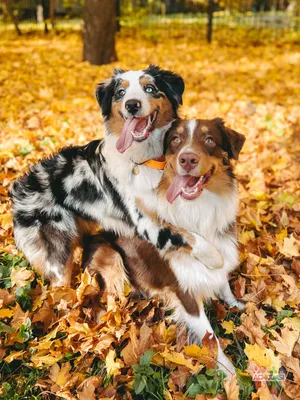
[132,165,139,175]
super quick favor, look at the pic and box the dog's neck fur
[102,121,173,193]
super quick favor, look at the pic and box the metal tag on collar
[132,165,140,175]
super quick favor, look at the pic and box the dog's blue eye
[145,85,154,93]
[117,89,125,97]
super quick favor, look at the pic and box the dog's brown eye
[172,136,181,144]
[205,136,215,145]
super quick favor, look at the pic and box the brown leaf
[224,375,240,400]
[77,376,102,400]
[10,267,34,288]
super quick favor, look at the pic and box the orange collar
[143,156,166,170]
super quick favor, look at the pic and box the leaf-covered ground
[0,32,299,400]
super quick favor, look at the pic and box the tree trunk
[49,0,55,28]
[206,0,214,43]
[3,0,21,35]
[116,0,121,32]
[83,0,117,66]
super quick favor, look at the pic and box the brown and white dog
[11,67,222,287]
[83,118,246,375]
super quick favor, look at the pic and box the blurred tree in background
[0,0,298,64]
[83,0,117,65]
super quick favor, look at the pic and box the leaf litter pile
[0,33,299,400]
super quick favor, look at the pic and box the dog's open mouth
[116,110,158,154]
[166,167,215,204]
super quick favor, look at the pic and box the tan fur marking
[201,125,209,133]
[76,217,99,241]
[109,101,125,137]
[177,126,184,134]
[87,243,128,294]
[136,198,160,224]
[139,76,152,86]
[121,80,129,89]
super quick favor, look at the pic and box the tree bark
[83,0,117,66]
[3,0,21,35]
[49,0,55,28]
[207,0,214,43]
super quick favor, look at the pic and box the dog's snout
[125,99,141,115]
[179,152,199,173]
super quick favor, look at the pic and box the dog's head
[96,66,184,157]
[162,119,245,203]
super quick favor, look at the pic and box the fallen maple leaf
[49,362,72,388]
[271,327,298,357]
[105,349,123,376]
[280,235,300,257]
[224,375,240,400]
[10,267,34,288]
[244,343,281,371]
[221,320,235,334]
[160,347,199,371]
[77,376,102,400]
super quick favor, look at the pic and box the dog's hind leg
[14,220,77,287]
[177,298,236,377]
[218,281,245,310]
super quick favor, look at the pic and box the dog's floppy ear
[95,78,115,118]
[96,69,125,118]
[214,118,246,160]
[145,65,185,114]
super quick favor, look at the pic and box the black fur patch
[145,65,185,116]
[95,79,117,118]
[40,224,71,265]
[156,227,186,250]
[13,211,38,228]
[102,173,134,228]
[25,173,44,193]
[71,179,103,203]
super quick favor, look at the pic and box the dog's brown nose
[125,99,141,115]
[179,152,199,173]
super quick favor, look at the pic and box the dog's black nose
[125,99,141,115]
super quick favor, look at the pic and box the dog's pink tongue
[166,175,192,204]
[116,118,140,154]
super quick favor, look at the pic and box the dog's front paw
[229,299,245,310]
[194,244,224,270]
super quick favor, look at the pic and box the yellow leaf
[224,375,240,400]
[5,350,25,363]
[0,308,14,319]
[240,230,255,245]
[280,235,300,257]
[161,348,198,371]
[252,385,272,400]
[49,362,72,388]
[281,317,300,331]
[105,349,122,376]
[31,353,62,367]
[10,267,34,288]
[0,213,12,231]
[272,298,286,311]
[244,343,280,371]
[221,320,235,334]
[184,344,210,358]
